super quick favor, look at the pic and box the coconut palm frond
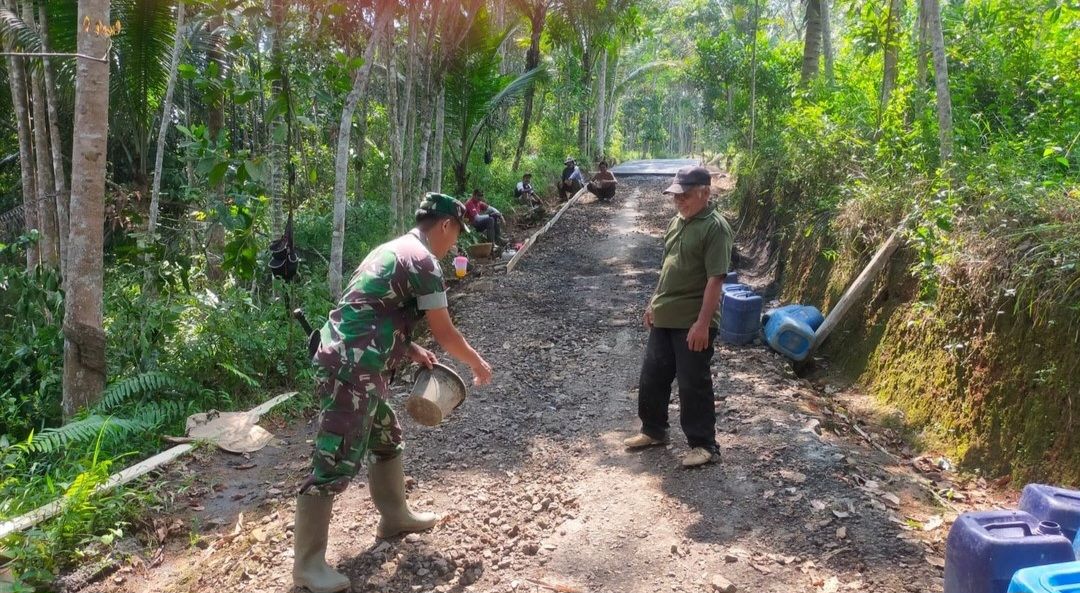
[613,60,680,99]
[0,7,42,53]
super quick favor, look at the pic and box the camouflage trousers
[299,368,404,496]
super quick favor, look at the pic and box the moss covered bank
[735,177,1080,485]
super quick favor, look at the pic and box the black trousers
[637,327,718,451]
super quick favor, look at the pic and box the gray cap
[663,166,712,195]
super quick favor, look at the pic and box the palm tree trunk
[205,15,226,281]
[433,87,445,192]
[594,48,608,158]
[5,49,38,270]
[512,3,545,171]
[748,0,760,156]
[148,1,185,251]
[387,33,405,230]
[38,3,70,277]
[876,0,902,134]
[577,50,592,158]
[23,0,59,268]
[63,0,111,418]
[329,4,390,300]
[821,0,834,84]
[926,0,953,166]
[800,0,822,86]
[30,62,59,268]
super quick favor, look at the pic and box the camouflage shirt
[314,229,447,381]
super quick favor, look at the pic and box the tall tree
[799,0,822,86]
[38,2,70,276]
[21,1,60,269]
[510,0,550,171]
[63,0,112,418]
[2,2,39,269]
[556,0,635,159]
[147,1,186,259]
[876,0,903,134]
[925,0,953,166]
[328,1,391,300]
[821,0,834,83]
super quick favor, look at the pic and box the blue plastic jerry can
[944,510,1075,593]
[720,289,763,345]
[1008,561,1080,592]
[1020,485,1080,545]
[761,305,824,361]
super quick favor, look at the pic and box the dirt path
[83,177,966,593]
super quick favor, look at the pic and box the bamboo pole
[810,228,904,352]
[506,186,588,273]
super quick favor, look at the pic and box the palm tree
[443,11,547,194]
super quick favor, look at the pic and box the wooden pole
[810,227,904,352]
[506,186,589,273]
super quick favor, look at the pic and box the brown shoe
[681,448,720,467]
[623,433,667,449]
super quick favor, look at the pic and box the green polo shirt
[650,202,734,329]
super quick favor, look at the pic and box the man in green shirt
[624,166,733,467]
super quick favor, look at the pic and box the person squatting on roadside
[559,156,585,201]
[515,173,543,208]
[624,165,733,468]
[292,193,494,593]
[464,189,506,246]
[586,161,618,202]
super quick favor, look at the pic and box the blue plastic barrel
[1020,485,1080,544]
[761,305,824,362]
[720,290,763,345]
[944,510,1075,593]
[1008,561,1080,593]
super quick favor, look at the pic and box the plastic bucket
[406,364,468,426]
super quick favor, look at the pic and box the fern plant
[22,373,203,455]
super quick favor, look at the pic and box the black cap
[663,166,712,195]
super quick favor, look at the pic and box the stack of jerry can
[944,484,1080,593]
[1007,486,1080,592]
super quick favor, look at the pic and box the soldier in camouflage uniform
[293,193,493,593]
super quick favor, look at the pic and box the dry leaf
[925,554,946,569]
[923,516,944,531]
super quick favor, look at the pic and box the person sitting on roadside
[515,173,541,206]
[586,161,618,202]
[559,157,585,201]
[464,189,505,246]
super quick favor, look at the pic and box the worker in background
[586,161,618,202]
[559,157,585,201]
[464,188,506,246]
